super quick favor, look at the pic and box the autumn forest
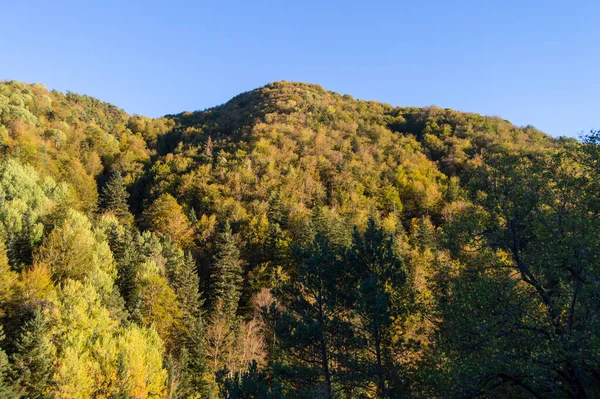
[0,80,598,398]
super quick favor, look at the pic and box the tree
[34,210,119,311]
[100,171,133,224]
[0,326,16,399]
[136,267,183,348]
[174,252,203,340]
[345,219,407,397]
[144,194,194,249]
[210,222,243,319]
[218,361,283,399]
[10,309,56,399]
[0,159,66,267]
[50,280,119,398]
[428,149,600,397]
[0,239,17,318]
[116,325,168,399]
[178,320,216,399]
[204,136,214,159]
[273,234,350,399]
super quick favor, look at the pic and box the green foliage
[1,79,598,398]
[218,361,283,399]
[10,309,56,398]
[273,234,349,398]
[0,325,16,399]
[0,158,71,267]
[174,253,203,337]
[210,222,243,319]
[177,321,216,399]
[116,325,167,399]
[136,265,183,347]
[34,210,119,311]
[100,171,133,225]
[144,193,194,249]
[345,219,408,397]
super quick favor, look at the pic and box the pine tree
[346,218,407,398]
[273,234,351,399]
[210,222,242,319]
[0,325,17,399]
[218,361,283,399]
[415,215,436,250]
[175,253,203,330]
[10,309,56,399]
[179,320,215,399]
[100,171,133,224]
[161,236,185,284]
[117,238,142,316]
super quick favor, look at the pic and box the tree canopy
[0,79,597,398]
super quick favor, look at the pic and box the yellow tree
[143,194,194,250]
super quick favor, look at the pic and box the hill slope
[1,80,598,398]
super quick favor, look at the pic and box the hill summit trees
[0,79,598,398]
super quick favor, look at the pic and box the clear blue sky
[1,0,598,137]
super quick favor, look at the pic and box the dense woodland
[0,80,598,398]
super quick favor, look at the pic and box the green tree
[178,320,216,399]
[116,325,168,399]
[428,149,600,397]
[218,361,283,399]
[100,171,133,225]
[346,219,407,397]
[175,253,203,338]
[50,280,119,398]
[273,234,350,399]
[210,222,243,319]
[136,265,183,348]
[10,309,56,399]
[0,325,16,399]
[34,210,120,312]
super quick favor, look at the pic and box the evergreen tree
[218,361,283,399]
[10,309,56,399]
[273,234,351,399]
[161,236,185,284]
[100,171,133,224]
[175,253,203,332]
[0,325,16,399]
[178,320,215,399]
[210,222,242,319]
[346,218,407,398]
[413,215,435,250]
[116,240,142,316]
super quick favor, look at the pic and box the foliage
[1,79,598,398]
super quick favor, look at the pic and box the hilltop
[0,79,597,398]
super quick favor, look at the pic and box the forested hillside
[0,79,598,398]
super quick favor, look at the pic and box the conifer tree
[218,360,283,399]
[175,253,203,332]
[161,236,185,284]
[116,241,142,315]
[273,234,350,399]
[210,222,242,319]
[346,218,407,398]
[0,325,16,399]
[10,309,56,399]
[100,171,133,224]
[179,320,215,399]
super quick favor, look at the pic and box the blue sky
[1,0,598,137]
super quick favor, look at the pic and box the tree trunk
[375,324,387,398]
